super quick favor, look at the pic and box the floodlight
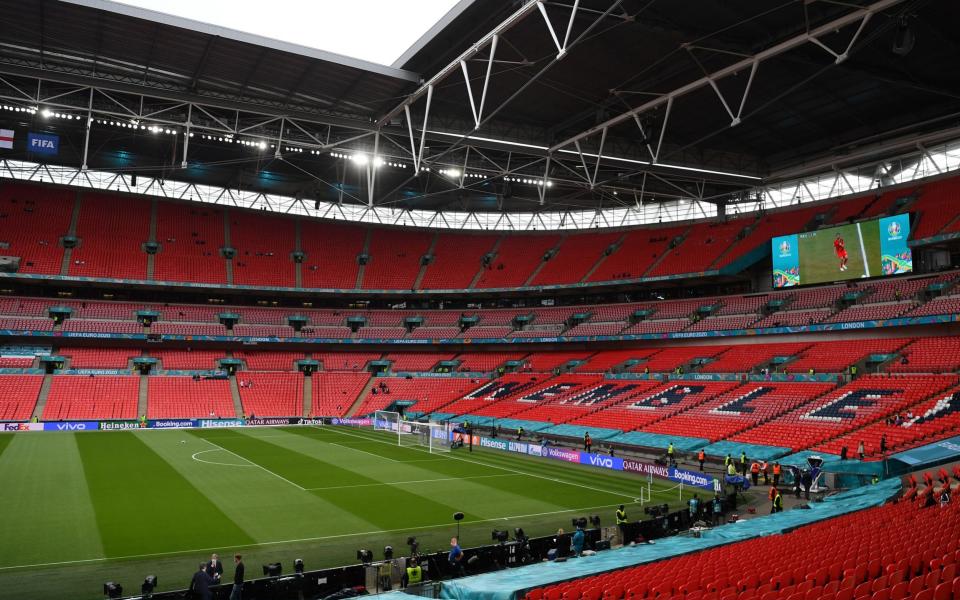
[352,153,369,166]
[41,108,52,118]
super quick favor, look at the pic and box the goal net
[373,411,453,453]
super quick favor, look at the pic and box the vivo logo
[56,423,89,430]
[588,455,614,468]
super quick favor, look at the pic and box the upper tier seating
[729,374,957,451]
[147,377,234,419]
[530,495,960,600]
[644,382,836,441]
[569,381,741,431]
[362,229,433,290]
[0,375,42,420]
[530,232,620,286]
[43,375,139,420]
[69,193,150,280]
[419,233,497,290]
[153,202,227,284]
[311,372,371,417]
[649,218,748,276]
[475,235,560,288]
[5,174,960,289]
[0,183,73,274]
[300,220,364,289]
[229,212,296,287]
[587,226,687,282]
[238,372,302,417]
[910,177,960,239]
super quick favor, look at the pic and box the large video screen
[771,214,912,288]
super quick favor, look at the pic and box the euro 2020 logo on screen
[887,220,901,240]
[778,240,791,257]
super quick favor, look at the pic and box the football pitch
[0,426,694,600]
[799,222,882,285]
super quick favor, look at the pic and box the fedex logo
[801,389,899,422]
[627,385,705,410]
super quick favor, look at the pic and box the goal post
[373,411,452,453]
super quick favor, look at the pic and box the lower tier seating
[0,375,42,420]
[528,493,960,600]
[311,372,371,417]
[238,372,303,417]
[730,374,958,451]
[43,375,139,420]
[147,377,235,419]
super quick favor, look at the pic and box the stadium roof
[0,0,957,222]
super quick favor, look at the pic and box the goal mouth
[373,410,454,453]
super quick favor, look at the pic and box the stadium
[1,0,960,599]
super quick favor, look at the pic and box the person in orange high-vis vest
[772,462,782,487]
[698,449,705,472]
[750,462,761,486]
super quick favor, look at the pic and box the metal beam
[549,0,907,153]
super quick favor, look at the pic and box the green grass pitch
[0,426,695,599]
[799,221,882,285]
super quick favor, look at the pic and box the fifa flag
[0,129,13,149]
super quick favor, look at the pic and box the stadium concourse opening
[2,0,960,599]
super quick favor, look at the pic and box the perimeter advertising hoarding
[772,214,912,288]
[43,421,99,431]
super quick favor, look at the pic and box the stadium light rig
[1,105,38,115]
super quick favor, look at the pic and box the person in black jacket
[190,563,215,600]
[230,554,244,600]
[205,553,224,582]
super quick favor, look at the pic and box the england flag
[0,129,13,149]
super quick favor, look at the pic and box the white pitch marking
[190,449,255,468]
